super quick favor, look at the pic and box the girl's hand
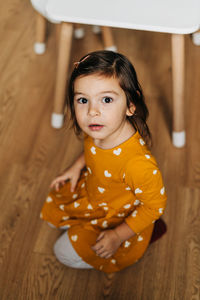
[50,152,85,192]
[91,230,122,259]
[50,165,81,193]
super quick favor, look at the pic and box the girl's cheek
[75,113,84,126]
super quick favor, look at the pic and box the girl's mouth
[88,124,104,131]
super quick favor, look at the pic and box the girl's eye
[78,98,88,104]
[102,97,113,104]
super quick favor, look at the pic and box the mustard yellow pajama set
[41,131,167,273]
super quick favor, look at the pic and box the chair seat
[30,0,60,23]
[46,0,200,34]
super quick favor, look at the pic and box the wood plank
[18,253,104,299]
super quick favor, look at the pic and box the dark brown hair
[67,50,151,145]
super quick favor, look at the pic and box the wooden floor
[0,1,200,299]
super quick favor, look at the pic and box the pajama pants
[53,228,93,269]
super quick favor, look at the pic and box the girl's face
[73,74,135,148]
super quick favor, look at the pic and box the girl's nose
[88,104,100,117]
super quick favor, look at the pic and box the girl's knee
[53,231,80,266]
[53,234,67,264]
[53,231,93,269]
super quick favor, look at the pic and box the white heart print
[153,170,158,175]
[111,259,116,264]
[87,204,93,210]
[139,138,145,146]
[59,204,65,211]
[102,220,108,228]
[134,199,140,205]
[159,208,164,214]
[160,187,165,195]
[74,202,80,208]
[46,196,53,203]
[81,182,85,188]
[98,187,105,193]
[91,219,98,225]
[71,235,78,242]
[90,146,96,155]
[135,188,143,194]
[62,216,69,221]
[113,148,122,156]
[124,241,131,248]
[87,167,92,174]
[72,194,78,199]
[132,210,138,217]
[104,170,112,177]
[124,204,131,209]
[137,235,143,242]
[125,186,131,191]
[145,154,150,159]
[117,213,125,217]
[98,202,107,206]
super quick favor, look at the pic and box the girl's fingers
[92,243,103,252]
[50,171,80,191]
[93,245,112,258]
[55,183,59,191]
[70,175,79,192]
[99,250,110,258]
[70,180,76,193]
[50,181,55,188]
[96,249,106,256]
[96,232,105,242]
[105,253,112,259]
[50,179,59,189]
[50,178,66,190]
[97,245,105,254]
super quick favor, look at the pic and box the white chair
[31,0,200,147]
[30,0,117,128]
[192,30,200,45]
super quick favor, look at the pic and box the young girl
[41,50,167,273]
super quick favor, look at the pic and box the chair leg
[171,34,186,148]
[34,12,47,55]
[192,30,200,46]
[92,25,101,34]
[101,26,117,52]
[74,23,85,39]
[51,22,73,129]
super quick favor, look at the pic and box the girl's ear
[126,103,136,116]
